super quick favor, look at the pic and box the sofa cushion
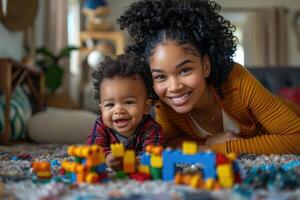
[248,67,300,94]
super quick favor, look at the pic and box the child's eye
[104,103,114,108]
[125,100,136,105]
[153,74,166,82]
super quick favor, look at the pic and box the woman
[117,0,300,154]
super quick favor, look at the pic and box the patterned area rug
[1,143,300,200]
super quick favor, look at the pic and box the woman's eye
[153,74,166,81]
[179,67,192,76]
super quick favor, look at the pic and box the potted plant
[36,46,78,93]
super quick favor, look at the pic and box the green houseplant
[36,46,78,93]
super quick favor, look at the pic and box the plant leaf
[36,47,56,59]
[57,46,78,59]
[45,66,64,93]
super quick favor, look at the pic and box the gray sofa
[248,67,300,94]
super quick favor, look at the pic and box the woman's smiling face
[150,40,211,114]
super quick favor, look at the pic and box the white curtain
[43,0,68,54]
[261,7,288,66]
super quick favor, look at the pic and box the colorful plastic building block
[162,149,216,181]
[216,163,234,188]
[123,150,136,173]
[110,143,125,157]
[182,141,198,155]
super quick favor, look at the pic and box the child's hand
[204,131,238,145]
[136,156,141,165]
[106,153,122,170]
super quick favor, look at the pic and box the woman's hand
[105,153,122,170]
[204,131,239,145]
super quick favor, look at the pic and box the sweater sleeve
[211,65,300,154]
[155,103,192,148]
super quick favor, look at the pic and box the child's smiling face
[100,75,149,137]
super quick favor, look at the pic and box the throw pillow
[0,86,32,140]
[278,87,300,106]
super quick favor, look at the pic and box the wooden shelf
[80,31,125,55]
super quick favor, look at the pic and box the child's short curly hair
[117,0,238,97]
[92,54,158,102]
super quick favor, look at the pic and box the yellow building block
[205,178,215,190]
[217,164,233,177]
[86,172,99,183]
[182,141,198,155]
[91,145,103,155]
[81,146,93,157]
[150,155,163,168]
[74,146,83,157]
[110,143,125,157]
[123,150,135,163]
[67,145,77,156]
[138,165,150,174]
[36,171,51,178]
[216,164,234,188]
[69,163,78,173]
[190,174,202,189]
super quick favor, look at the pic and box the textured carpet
[1,143,300,200]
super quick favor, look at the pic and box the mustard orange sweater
[155,64,300,155]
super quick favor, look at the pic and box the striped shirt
[87,114,164,157]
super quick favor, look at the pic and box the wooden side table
[0,59,45,144]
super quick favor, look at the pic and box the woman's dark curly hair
[117,0,238,97]
[92,54,158,102]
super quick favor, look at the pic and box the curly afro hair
[92,53,158,102]
[117,0,238,97]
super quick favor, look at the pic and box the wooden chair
[0,59,45,144]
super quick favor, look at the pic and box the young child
[87,54,164,169]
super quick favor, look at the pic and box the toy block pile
[30,141,241,189]
[60,145,107,184]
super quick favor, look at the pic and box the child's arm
[141,119,165,151]
[86,117,111,156]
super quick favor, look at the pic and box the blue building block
[70,172,77,183]
[162,149,216,181]
[95,163,106,173]
[140,153,151,166]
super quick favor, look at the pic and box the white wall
[106,0,300,66]
[0,0,45,61]
[0,24,23,61]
